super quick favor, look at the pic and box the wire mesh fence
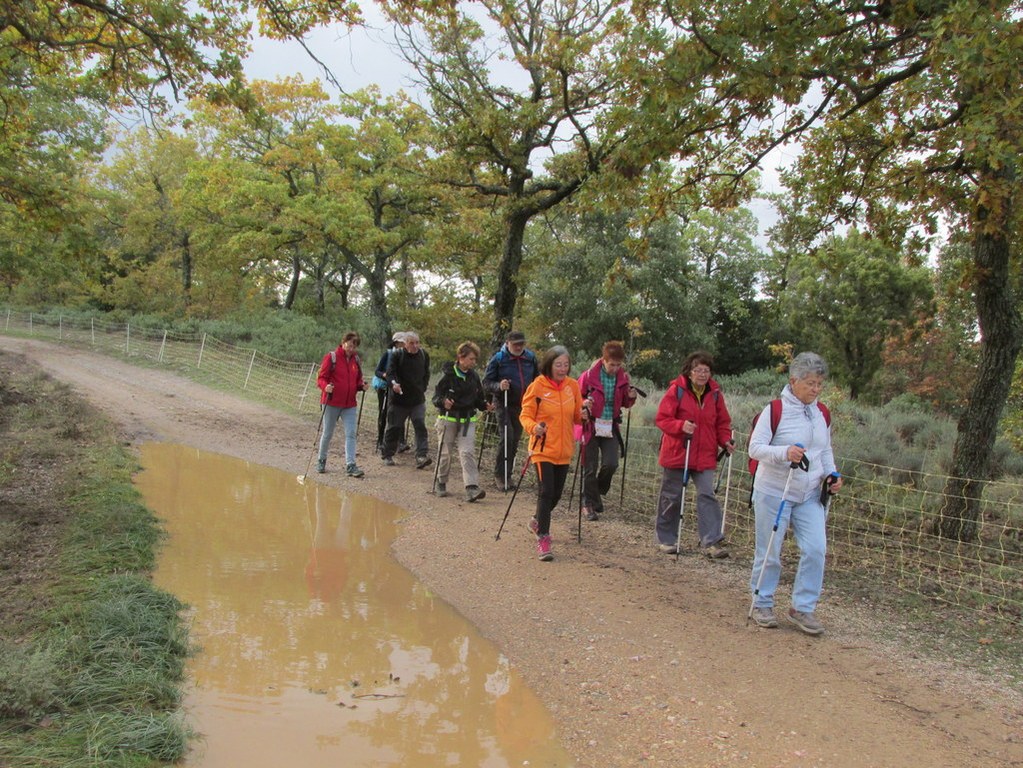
[3,308,1020,631]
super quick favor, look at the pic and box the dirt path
[5,336,1020,768]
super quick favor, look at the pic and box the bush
[717,368,786,398]
[0,641,61,721]
[883,392,935,415]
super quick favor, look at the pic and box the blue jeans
[749,491,827,613]
[318,404,358,466]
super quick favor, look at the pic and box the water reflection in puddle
[138,443,573,767]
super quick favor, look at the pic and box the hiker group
[315,331,843,635]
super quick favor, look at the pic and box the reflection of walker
[489,655,555,755]
[304,486,352,602]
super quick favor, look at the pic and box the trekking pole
[495,425,544,541]
[476,409,491,469]
[617,385,645,506]
[719,431,735,538]
[430,426,445,494]
[431,390,453,494]
[674,435,692,561]
[576,439,587,543]
[355,388,365,438]
[298,405,327,485]
[618,408,632,506]
[747,444,809,624]
[567,428,582,512]
[503,388,509,492]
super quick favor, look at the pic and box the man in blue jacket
[483,330,539,490]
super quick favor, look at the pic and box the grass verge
[0,351,192,767]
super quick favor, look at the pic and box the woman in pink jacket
[653,351,734,557]
[575,340,637,521]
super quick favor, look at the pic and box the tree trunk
[180,232,192,308]
[490,210,530,354]
[366,261,393,351]
[282,253,300,310]
[936,178,1021,541]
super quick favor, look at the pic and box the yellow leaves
[256,0,364,39]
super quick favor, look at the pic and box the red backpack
[748,399,831,479]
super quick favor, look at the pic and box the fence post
[300,363,317,409]
[197,333,207,368]
[158,330,168,364]
[6,308,10,331]
[244,349,257,390]
[91,318,95,346]
[59,315,63,340]
[29,313,32,334]
[125,323,130,356]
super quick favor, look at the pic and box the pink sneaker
[537,534,553,561]
[527,517,539,536]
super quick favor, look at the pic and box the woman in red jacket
[654,351,734,557]
[316,331,366,478]
[519,345,589,561]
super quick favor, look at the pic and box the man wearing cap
[483,330,540,490]
[383,331,432,468]
[373,332,406,455]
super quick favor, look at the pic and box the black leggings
[534,461,570,536]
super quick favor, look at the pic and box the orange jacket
[519,375,584,466]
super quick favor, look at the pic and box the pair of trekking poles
[744,445,841,623]
[494,424,545,540]
[298,389,367,484]
[671,430,736,561]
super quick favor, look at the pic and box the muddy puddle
[137,443,572,767]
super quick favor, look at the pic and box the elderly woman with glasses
[654,351,735,558]
[747,351,843,635]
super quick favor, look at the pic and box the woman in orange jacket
[519,345,590,561]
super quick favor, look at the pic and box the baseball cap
[506,331,526,343]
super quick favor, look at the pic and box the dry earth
[3,335,1020,768]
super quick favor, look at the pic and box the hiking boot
[752,607,778,628]
[787,608,825,636]
[415,455,432,469]
[704,543,730,559]
[494,476,509,492]
[397,442,411,454]
[382,456,395,466]
[658,542,678,554]
[435,482,448,498]
[583,507,599,521]
[466,485,486,503]
[527,517,539,536]
[346,463,364,478]
[537,534,553,561]
[316,458,326,474]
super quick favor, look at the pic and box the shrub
[0,641,61,721]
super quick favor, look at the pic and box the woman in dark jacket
[432,341,491,501]
[374,333,405,454]
[653,351,734,557]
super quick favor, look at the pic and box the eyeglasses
[690,367,711,375]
